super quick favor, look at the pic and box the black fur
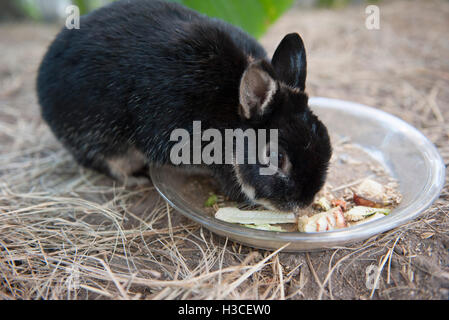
[37,0,332,211]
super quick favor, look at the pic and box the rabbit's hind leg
[104,147,150,186]
[71,145,149,186]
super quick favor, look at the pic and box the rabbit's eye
[278,151,292,176]
[278,151,285,170]
[265,148,290,175]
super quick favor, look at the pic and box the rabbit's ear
[272,33,307,91]
[239,62,278,120]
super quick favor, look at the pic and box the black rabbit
[37,0,332,212]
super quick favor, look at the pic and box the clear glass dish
[150,97,446,252]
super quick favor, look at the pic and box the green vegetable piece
[204,194,218,207]
[242,224,286,232]
[215,207,296,224]
[344,206,391,222]
[314,197,332,211]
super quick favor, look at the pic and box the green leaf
[204,194,218,207]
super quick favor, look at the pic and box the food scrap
[214,177,400,233]
[331,199,347,211]
[204,193,218,207]
[215,207,296,225]
[313,197,332,211]
[297,207,346,232]
[344,206,390,222]
[243,224,285,232]
[211,141,402,233]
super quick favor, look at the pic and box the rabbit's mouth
[254,198,310,214]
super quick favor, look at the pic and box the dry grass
[0,0,448,299]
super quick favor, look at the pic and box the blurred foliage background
[167,0,294,38]
[1,0,379,38]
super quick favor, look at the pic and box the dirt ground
[0,0,448,300]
